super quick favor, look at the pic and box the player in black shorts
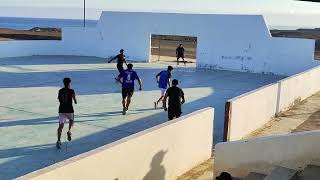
[119,64,142,115]
[163,79,185,120]
[108,49,128,81]
[176,44,186,65]
[56,77,77,149]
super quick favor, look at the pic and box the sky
[1,0,320,28]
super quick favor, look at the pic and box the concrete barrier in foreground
[18,107,214,180]
[215,130,320,178]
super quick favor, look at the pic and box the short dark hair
[168,66,173,71]
[216,172,232,180]
[63,77,71,87]
[127,63,133,69]
[172,79,178,86]
[120,49,124,52]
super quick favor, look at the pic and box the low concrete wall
[224,65,320,141]
[19,108,214,180]
[278,66,320,112]
[215,130,320,178]
[225,83,279,141]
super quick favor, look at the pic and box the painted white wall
[278,66,320,112]
[215,130,320,178]
[226,65,320,141]
[227,83,279,141]
[19,108,214,180]
[0,11,317,75]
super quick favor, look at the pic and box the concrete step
[297,165,320,180]
[263,166,298,180]
[244,172,267,180]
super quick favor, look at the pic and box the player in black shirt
[163,79,185,120]
[176,44,186,65]
[56,78,77,149]
[108,49,128,82]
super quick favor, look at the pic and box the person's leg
[57,123,64,142]
[66,113,74,141]
[116,65,124,81]
[168,107,174,120]
[176,56,180,65]
[176,108,182,118]
[182,56,186,65]
[125,89,134,110]
[122,88,127,115]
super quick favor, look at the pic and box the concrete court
[0,55,283,179]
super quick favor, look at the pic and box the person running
[108,49,128,82]
[163,79,185,120]
[154,66,173,109]
[119,63,142,115]
[176,44,186,65]
[56,77,77,149]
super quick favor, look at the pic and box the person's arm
[181,89,185,105]
[156,72,161,83]
[138,78,142,91]
[163,92,168,111]
[73,91,77,104]
[108,55,118,63]
[167,73,171,87]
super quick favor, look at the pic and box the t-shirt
[158,70,171,89]
[166,86,184,107]
[120,69,139,89]
[58,88,75,113]
[115,54,126,66]
[176,47,185,56]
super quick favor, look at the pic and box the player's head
[120,49,124,54]
[179,44,182,47]
[167,66,173,72]
[127,63,133,70]
[63,77,71,88]
[172,79,178,86]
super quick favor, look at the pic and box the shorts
[177,54,184,59]
[59,113,74,124]
[122,88,134,99]
[117,64,124,74]
[168,106,182,120]
[160,88,167,96]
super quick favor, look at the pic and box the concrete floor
[0,55,283,179]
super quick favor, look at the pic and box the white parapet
[18,107,214,180]
[215,130,320,178]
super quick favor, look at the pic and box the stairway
[240,165,320,180]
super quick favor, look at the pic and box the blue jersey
[121,69,139,89]
[158,70,171,89]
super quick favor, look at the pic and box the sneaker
[56,141,61,149]
[154,102,157,109]
[67,131,72,141]
[122,108,126,115]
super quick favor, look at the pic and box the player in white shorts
[56,78,77,149]
[154,66,173,109]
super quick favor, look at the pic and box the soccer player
[176,44,186,65]
[154,66,173,109]
[163,79,185,120]
[56,77,77,149]
[108,49,128,81]
[119,63,142,115]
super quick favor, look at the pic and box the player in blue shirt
[119,63,142,115]
[154,66,173,109]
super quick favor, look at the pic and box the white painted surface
[19,108,214,180]
[278,66,320,112]
[0,11,318,75]
[227,83,279,141]
[215,130,320,178]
